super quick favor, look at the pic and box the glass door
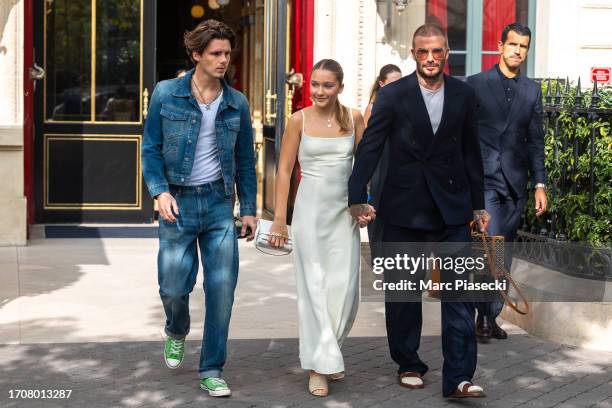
[34,0,156,223]
[262,0,289,219]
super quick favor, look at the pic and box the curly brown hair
[184,19,237,64]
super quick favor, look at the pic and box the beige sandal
[308,371,329,397]
[328,371,345,381]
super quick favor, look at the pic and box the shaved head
[412,23,448,48]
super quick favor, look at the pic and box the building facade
[0,0,312,245]
[1,0,611,245]
[316,0,612,112]
[0,0,26,245]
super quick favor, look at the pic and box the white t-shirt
[186,91,223,185]
[419,83,444,134]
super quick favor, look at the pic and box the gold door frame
[43,0,144,125]
[43,134,142,210]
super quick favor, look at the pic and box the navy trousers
[476,190,526,319]
[382,223,477,397]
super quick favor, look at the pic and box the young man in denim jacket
[142,19,257,397]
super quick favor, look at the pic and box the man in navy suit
[349,24,490,399]
[466,23,547,342]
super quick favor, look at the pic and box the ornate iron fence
[515,79,612,281]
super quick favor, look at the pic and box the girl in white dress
[268,59,371,397]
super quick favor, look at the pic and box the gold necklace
[313,106,334,128]
[192,78,221,110]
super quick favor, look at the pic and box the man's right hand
[349,204,376,227]
[157,192,179,222]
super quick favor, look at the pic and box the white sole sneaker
[200,383,231,397]
[164,357,183,369]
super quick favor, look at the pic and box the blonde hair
[311,59,351,133]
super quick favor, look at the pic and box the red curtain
[291,0,314,111]
[426,0,450,74]
[289,0,314,187]
[482,0,516,71]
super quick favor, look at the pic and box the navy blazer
[348,73,485,230]
[466,67,545,198]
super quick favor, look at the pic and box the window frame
[463,0,536,77]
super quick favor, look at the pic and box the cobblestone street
[1,238,611,407]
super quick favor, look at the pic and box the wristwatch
[534,183,546,190]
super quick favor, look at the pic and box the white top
[419,83,444,134]
[186,90,223,185]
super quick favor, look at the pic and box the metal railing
[515,78,612,280]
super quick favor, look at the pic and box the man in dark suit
[466,23,547,343]
[349,24,490,399]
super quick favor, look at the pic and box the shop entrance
[33,0,156,223]
[33,0,300,224]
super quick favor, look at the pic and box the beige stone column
[313,0,426,112]
[0,0,26,246]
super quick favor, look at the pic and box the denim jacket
[142,69,257,216]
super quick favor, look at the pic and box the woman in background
[363,64,402,125]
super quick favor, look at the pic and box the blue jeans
[157,179,238,379]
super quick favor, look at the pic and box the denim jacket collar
[171,68,239,110]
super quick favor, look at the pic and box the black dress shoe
[476,315,492,343]
[491,320,508,339]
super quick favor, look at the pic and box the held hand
[157,192,179,222]
[473,209,491,233]
[350,204,376,223]
[535,188,548,217]
[268,221,289,248]
[241,216,258,241]
[355,204,377,227]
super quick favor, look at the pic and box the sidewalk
[1,237,611,407]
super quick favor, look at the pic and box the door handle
[28,62,45,81]
[286,69,303,88]
[285,69,304,118]
[142,88,149,119]
[265,90,277,123]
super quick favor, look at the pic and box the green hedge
[523,81,611,246]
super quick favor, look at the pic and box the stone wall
[0,0,26,246]
[534,0,612,82]
[314,0,424,112]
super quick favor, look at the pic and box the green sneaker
[200,377,231,397]
[164,337,185,369]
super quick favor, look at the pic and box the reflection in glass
[482,0,530,72]
[427,0,467,76]
[426,0,467,51]
[46,0,92,121]
[96,0,141,122]
[448,53,466,77]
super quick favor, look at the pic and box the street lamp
[217,0,230,6]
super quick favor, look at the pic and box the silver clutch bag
[255,219,293,256]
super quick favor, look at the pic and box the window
[425,0,534,77]
[427,0,468,76]
[481,0,530,71]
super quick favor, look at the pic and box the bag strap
[470,222,530,315]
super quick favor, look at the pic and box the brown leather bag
[469,221,529,315]
[428,222,529,315]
